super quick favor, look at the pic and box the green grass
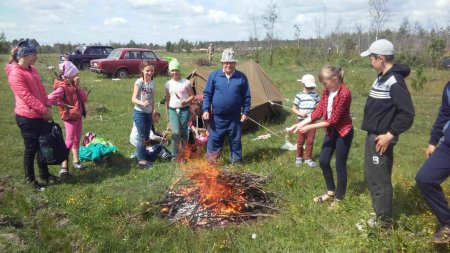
[1,52,449,252]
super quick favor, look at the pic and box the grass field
[0,51,449,252]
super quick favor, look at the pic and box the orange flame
[177,145,246,214]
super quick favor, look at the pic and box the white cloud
[0,22,16,29]
[103,17,128,26]
[191,5,205,15]
[0,0,448,45]
[207,10,242,24]
[127,0,167,8]
[47,14,62,23]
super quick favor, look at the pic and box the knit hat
[220,48,238,63]
[298,74,316,88]
[16,39,37,58]
[360,39,395,57]
[168,58,181,72]
[59,60,79,78]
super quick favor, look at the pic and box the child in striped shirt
[291,74,320,167]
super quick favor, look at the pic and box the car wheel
[116,68,129,79]
[80,62,90,70]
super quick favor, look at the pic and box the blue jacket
[429,81,450,145]
[202,69,251,117]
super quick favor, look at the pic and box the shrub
[194,58,213,67]
[410,65,428,91]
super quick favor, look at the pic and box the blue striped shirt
[293,91,320,120]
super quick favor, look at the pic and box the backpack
[39,122,69,165]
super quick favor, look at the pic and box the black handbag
[39,122,69,165]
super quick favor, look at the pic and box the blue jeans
[133,110,152,161]
[416,143,450,226]
[319,127,354,200]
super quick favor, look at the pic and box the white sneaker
[356,213,378,231]
[305,159,317,168]
[59,168,68,178]
[295,158,303,166]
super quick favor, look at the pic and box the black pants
[15,115,51,182]
[364,133,395,220]
[319,127,354,200]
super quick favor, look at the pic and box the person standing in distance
[202,48,251,164]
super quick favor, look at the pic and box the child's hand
[181,101,189,107]
[298,125,312,133]
[62,103,74,109]
[298,110,307,117]
[375,132,394,155]
[142,101,150,107]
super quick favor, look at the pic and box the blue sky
[0,0,448,46]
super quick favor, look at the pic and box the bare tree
[293,24,301,47]
[368,0,391,40]
[250,18,260,63]
[356,24,363,53]
[398,18,412,52]
[314,17,322,39]
[333,16,343,55]
[262,0,279,66]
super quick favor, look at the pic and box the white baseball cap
[360,39,394,57]
[298,74,316,88]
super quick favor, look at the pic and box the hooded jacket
[361,64,415,136]
[5,62,50,119]
[49,79,87,121]
[429,81,450,145]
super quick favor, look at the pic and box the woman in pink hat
[48,60,88,177]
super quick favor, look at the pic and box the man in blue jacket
[202,48,251,164]
[416,81,450,244]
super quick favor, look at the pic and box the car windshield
[107,49,121,59]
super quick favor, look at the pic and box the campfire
[160,156,277,228]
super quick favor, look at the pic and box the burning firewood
[159,167,277,228]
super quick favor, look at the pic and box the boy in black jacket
[416,81,450,244]
[359,39,415,227]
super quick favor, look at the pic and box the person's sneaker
[72,161,85,171]
[138,160,152,169]
[304,159,317,168]
[356,214,393,231]
[356,213,377,231]
[40,173,59,184]
[328,199,342,210]
[27,180,45,192]
[59,167,69,178]
[47,174,60,184]
[432,225,450,244]
[295,157,303,166]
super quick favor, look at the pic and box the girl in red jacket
[48,60,88,177]
[288,66,354,206]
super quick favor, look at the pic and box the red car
[90,48,168,78]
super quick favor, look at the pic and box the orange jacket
[50,79,87,121]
